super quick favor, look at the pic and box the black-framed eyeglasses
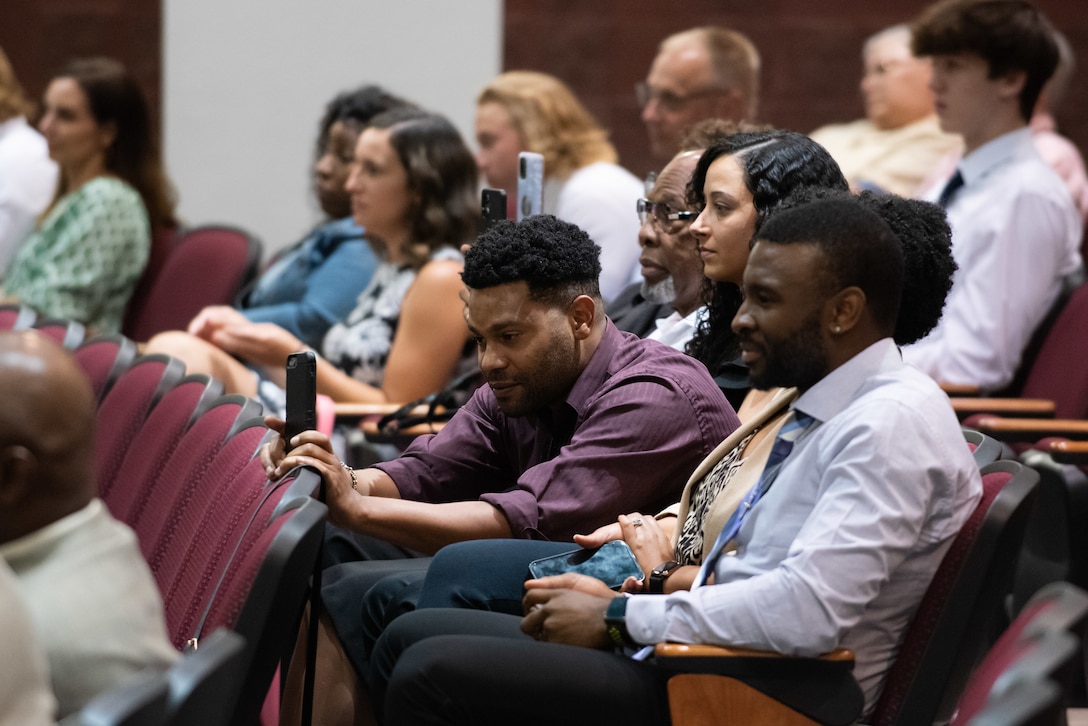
[635,82,729,112]
[637,198,696,231]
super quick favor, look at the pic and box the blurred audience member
[0,46,57,276]
[904,0,1081,391]
[475,71,643,300]
[0,331,176,719]
[1,57,176,332]
[148,108,479,413]
[638,27,760,162]
[810,24,962,196]
[1028,28,1088,222]
[188,85,412,350]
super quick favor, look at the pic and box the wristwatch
[649,560,681,594]
[605,595,634,650]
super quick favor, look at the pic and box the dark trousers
[372,608,672,726]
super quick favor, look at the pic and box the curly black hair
[684,130,849,379]
[772,187,957,345]
[315,84,414,159]
[462,215,602,307]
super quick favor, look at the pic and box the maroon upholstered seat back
[1021,284,1088,419]
[94,355,186,501]
[73,335,139,404]
[949,582,1088,725]
[104,375,225,529]
[122,225,261,342]
[870,461,1039,726]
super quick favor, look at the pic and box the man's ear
[569,295,597,340]
[0,445,37,509]
[997,68,1027,103]
[825,286,866,335]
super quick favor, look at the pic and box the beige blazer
[660,387,799,560]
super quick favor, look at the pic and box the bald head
[0,332,96,544]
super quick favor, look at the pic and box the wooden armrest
[972,416,1088,442]
[950,397,1055,420]
[655,644,854,662]
[657,644,862,725]
[333,403,405,417]
[941,382,982,397]
[1049,439,1088,465]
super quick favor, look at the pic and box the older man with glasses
[608,149,708,350]
[638,27,760,162]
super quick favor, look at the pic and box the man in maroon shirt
[266,214,737,559]
[266,215,737,725]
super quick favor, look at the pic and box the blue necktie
[692,410,816,588]
[936,169,965,209]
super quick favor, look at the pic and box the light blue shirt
[904,127,1082,390]
[626,338,982,713]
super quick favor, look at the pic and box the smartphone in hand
[481,188,507,234]
[284,350,317,448]
[517,151,544,221]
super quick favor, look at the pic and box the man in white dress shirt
[902,0,1082,392]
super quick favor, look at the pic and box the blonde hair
[477,71,617,180]
[0,46,28,123]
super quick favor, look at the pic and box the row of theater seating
[0,313,325,725]
[5,309,1088,725]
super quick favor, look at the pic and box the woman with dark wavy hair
[684,130,849,406]
[148,108,479,412]
[1,57,175,331]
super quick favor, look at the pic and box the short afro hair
[462,215,602,307]
[757,198,904,335]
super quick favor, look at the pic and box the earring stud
[832,325,842,334]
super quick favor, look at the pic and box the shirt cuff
[625,593,670,645]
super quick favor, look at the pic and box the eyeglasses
[635,82,729,112]
[637,198,696,232]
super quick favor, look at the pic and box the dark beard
[747,313,829,391]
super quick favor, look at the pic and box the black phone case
[284,351,317,445]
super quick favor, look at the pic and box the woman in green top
[1,58,175,332]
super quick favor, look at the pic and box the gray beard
[641,276,676,305]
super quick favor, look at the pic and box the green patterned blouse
[3,176,150,332]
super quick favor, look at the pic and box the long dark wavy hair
[684,130,849,383]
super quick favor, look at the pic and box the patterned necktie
[936,169,965,209]
[692,410,816,588]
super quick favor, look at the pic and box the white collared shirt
[902,127,1082,390]
[625,339,982,714]
[646,306,705,352]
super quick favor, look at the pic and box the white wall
[163,0,502,256]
